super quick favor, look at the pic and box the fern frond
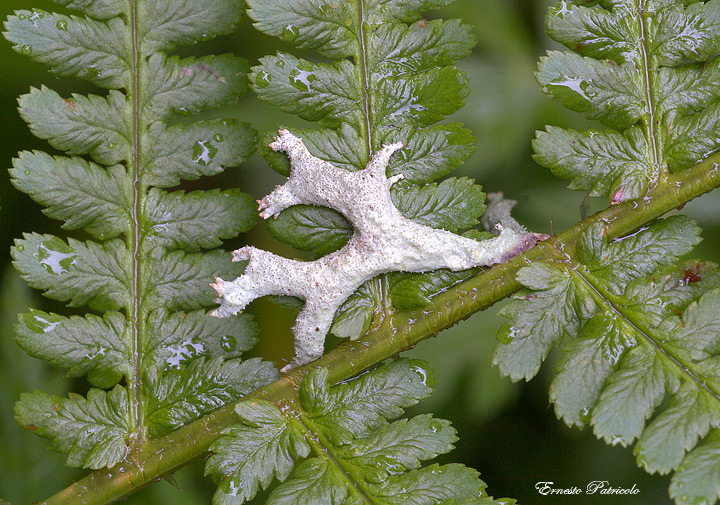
[493,215,720,503]
[4,0,276,469]
[534,0,720,201]
[207,358,514,505]
[246,0,483,341]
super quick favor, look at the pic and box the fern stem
[636,0,665,186]
[129,0,145,438]
[356,0,373,160]
[41,152,720,505]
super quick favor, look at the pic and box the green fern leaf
[206,399,312,504]
[16,309,130,388]
[208,359,508,505]
[330,280,382,340]
[670,430,720,505]
[5,0,266,471]
[13,234,130,311]
[145,358,279,437]
[144,189,256,251]
[15,387,130,469]
[300,360,433,444]
[391,177,486,233]
[389,269,476,311]
[145,309,257,369]
[18,87,129,165]
[265,205,353,257]
[246,0,482,332]
[145,119,255,187]
[52,0,121,19]
[5,10,128,87]
[10,152,131,239]
[534,0,720,201]
[494,214,720,499]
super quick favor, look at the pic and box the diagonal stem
[41,153,720,505]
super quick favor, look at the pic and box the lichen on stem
[211,130,545,368]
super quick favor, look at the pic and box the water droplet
[192,140,218,165]
[16,244,24,252]
[177,107,193,116]
[409,364,429,386]
[275,59,285,68]
[429,420,442,433]
[56,19,67,31]
[226,478,243,496]
[213,133,224,143]
[220,335,237,352]
[27,10,44,27]
[18,14,26,20]
[24,313,60,333]
[255,71,272,88]
[20,44,32,55]
[86,66,100,79]
[24,170,30,175]
[84,345,107,361]
[289,68,315,92]
[676,481,684,488]
[35,240,77,275]
[280,24,299,42]
[107,142,116,149]
[579,407,592,423]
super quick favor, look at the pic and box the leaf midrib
[295,413,382,505]
[129,0,143,434]
[356,0,372,160]
[636,0,664,185]
[572,264,720,404]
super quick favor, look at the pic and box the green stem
[41,154,720,505]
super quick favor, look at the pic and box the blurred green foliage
[1,0,718,503]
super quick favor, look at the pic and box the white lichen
[211,130,545,370]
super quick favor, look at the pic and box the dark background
[1,1,719,504]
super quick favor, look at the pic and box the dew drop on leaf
[409,364,429,386]
[16,244,24,252]
[280,24,299,42]
[579,407,592,423]
[86,66,100,79]
[18,14,26,20]
[192,140,218,165]
[20,44,32,55]
[255,71,272,88]
[24,170,30,175]
[220,335,237,352]
[275,59,285,68]
[214,133,224,143]
[289,68,315,92]
[36,240,77,275]
[25,313,60,333]
[429,420,442,432]
[177,107,192,116]
[107,142,116,149]
[56,19,67,31]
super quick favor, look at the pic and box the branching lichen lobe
[212,130,545,369]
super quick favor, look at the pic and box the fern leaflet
[4,0,277,469]
[208,358,514,505]
[535,0,720,202]
[245,0,483,341]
